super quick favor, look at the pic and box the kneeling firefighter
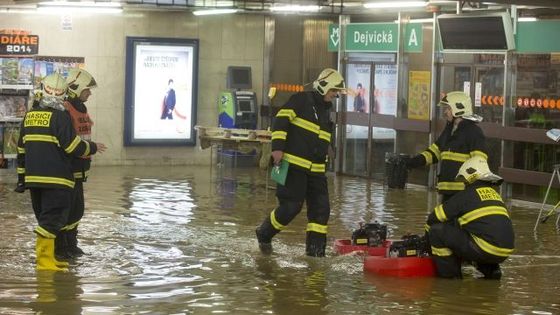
[16,73,102,271]
[255,68,345,257]
[426,156,515,279]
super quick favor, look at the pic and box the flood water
[0,165,559,315]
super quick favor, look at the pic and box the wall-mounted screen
[124,37,199,146]
[227,66,252,90]
[238,100,253,112]
[437,12,515,51]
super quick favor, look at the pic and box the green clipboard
[270,159,289,185]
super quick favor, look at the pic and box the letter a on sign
[404,23,423,53]
[408,29,418,47]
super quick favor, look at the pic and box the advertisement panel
[407,71,431,120]
[345,63,371,139]
[124,37,198,146]
[373,64,397,139]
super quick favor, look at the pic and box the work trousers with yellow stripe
[30,188,72,237]
[67,180,85,228]
[258,167,330,257]
[428,222,506,278]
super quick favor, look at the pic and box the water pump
[388,234,430,257]
[351,222,388,247]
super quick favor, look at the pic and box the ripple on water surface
[0,166,559,314]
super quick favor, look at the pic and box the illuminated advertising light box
[124,37,199,146]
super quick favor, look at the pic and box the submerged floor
[0,165,559,314]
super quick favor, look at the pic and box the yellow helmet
[313,68,346,96]
[439,91,482,122]
[66,68,97,98]
[41,73,67,98]
[39,73,68,110]
[456,156,502,184]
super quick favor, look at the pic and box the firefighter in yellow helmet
[16,73,104,271]
[54,68,107,260]
[407,91,487,202]
[256,68,345,256]
[425,156,514,279]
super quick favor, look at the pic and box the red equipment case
[363,255,436,277]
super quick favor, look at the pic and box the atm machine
[218,90,257,129]
[217,66,259,167]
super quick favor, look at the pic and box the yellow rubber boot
[36,236,69,272]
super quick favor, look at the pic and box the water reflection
[364,273,435,301]
[31,272,83,315]
[0,166,559,314]
[255,256,330,314]
[127,178,195,225]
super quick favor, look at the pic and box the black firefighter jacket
[16,107,98,190]
[271,91,333,175]
[426,181,515,259]
[410,119,487,195]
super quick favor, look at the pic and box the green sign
[346,23,398,52]
[404,23,423,53]
[328,24,340,52]
[328,23,423,53]
[516,21,560,53]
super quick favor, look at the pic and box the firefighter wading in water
[15,73,103,272]
[407,91,487,202]
[426,156,515,279]
[256,68,345,257]
[55,68,106,260]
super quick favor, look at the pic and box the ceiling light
[518,17,537,22]
[0,7,37,14]
[364,1,427,9]
[38,1,122,8]
[37,1,122,13]
[394,18,434,23]
[192,8,238,16]
[270,5,320,12]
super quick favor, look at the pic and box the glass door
[369,64,398,180]
[342,63,372,176]
[437,56,504,177]
[340,62,397,178]
[475,65,505,124]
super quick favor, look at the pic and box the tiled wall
[0,11,265,165]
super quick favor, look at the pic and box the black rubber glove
[406,154,426,169]
[426,211,438,226]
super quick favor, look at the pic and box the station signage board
[328,23,423,53]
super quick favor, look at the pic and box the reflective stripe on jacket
[426,182,515,258]
[271,91,333,174]
[420,120,487,195]
[17,107,97,189]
